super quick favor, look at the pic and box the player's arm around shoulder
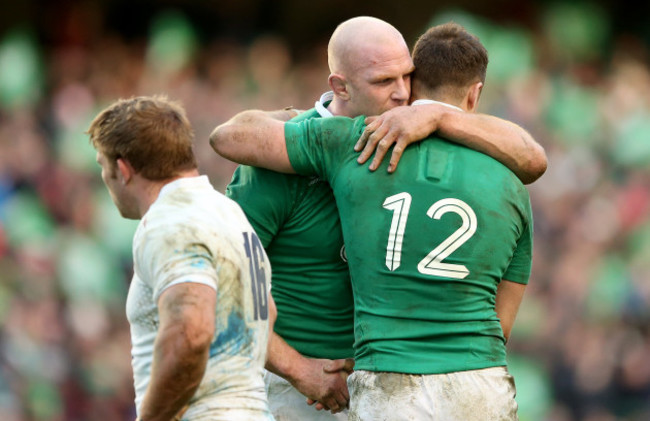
[435,110,547,184]
[138,282,217,421]
[354,103,548,183]
[209,109,298,173]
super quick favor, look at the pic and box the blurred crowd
[0,3,649,421]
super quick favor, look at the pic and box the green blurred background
[1,1,649,420]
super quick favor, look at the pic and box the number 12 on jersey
[383,193,477,279]
[243,232,268,320]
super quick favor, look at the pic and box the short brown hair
[87,95,197,180]
[412,22,488,97]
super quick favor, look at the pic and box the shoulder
[312,115,366,132]
[231,164,303,184]
[289,107,321,123]
[287,115,366,144]
[227,164,312,202]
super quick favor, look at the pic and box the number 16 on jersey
[243,232,268,321]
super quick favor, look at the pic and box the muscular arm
[138,283,216,421]
[209,109,297,173]
[436,111,546,184]
[265,332,353,413]
[355,104,547,184]
[495,280,527,343]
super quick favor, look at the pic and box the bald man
[212,16,545,421]
[325,17,412,117]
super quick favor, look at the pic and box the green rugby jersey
[226,107,354,359]
[285,114,533,374]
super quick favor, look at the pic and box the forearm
[265,331,309,386]
[437,111,547,184]
[209,109,294,172]
[138,325,209,421]
[495,280,527,343]
[265,331,352,412]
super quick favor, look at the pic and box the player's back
[129,176,274,420]
[285,114,532,375]
[335,134,533,375]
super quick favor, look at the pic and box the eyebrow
[369,69,413,83]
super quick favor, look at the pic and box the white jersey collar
[315,91,335,118]
[158,175,209,199]
[316,93,463,116]
[411,99,463,112]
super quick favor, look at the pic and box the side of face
[96,151,139,219]
[345,41,414,117]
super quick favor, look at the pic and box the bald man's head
[328,16,407,76]
[326,17,413,117]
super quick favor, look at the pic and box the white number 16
[382,193,477,279]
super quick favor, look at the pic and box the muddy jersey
[284,114,533,374]
[127,176,273,420]
[226,100,354,360]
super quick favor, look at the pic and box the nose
[392,77,410,103]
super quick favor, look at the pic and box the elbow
[208,125,228,157]
[180,320,215,357]
[520,146,548,185]
[185,334,213,363]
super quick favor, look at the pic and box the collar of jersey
[316,93,463,117]
[411,99,463,112]
[158,175,210,199]
[315,91,335,118]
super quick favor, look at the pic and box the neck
[326,97,351,117]
[135,169,200,217]
[411,93,465,111]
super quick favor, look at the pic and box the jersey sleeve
[502,199,534,285]
[135,223,219,302]
[226,165,298,248]
[284,116,366,180]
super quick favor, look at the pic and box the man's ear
[116,158,134,185]
[466,81,483,113]
[328,73,350,100]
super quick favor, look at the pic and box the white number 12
[383,193,477,279]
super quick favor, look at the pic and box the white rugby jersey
[127,175,273,420]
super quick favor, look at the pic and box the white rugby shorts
[348,366,518,421]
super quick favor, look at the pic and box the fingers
[357,121,388,165]
[340,377,350,402]
[355,117,379,153]
[331,389,351,414]
[323,359,345,373]
[318,385,348,411]
[341,358,355,373]
[387,141,406,173]
[305,363,353,415]
[307,398,327,411]
[355,130,370,154]
[324,357,355,374]
[315,392,349,415]
[369,129,399,171]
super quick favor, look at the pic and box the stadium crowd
[0,3,649,420]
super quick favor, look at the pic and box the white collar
[411,99,463,112]
[316,94,464,116]
[315,91,334,118]
[158,175,209,198]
